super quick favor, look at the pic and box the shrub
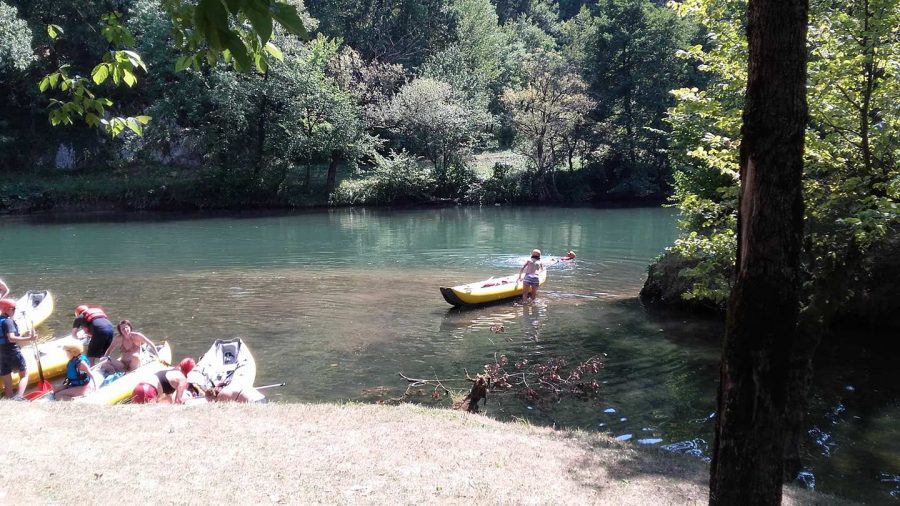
[331,151,438,206]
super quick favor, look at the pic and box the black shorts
[0,345,27,375]
[86,328,115,358]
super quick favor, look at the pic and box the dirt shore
[0,402,849,505]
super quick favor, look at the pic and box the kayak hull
[75,342,172,405]
[186,338,260,403]
[440,270,547,307]
[4,336,71,395]
[13,290,54,332]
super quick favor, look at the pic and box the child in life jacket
[54,340,95,401]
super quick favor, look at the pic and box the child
[517,249,545,304]
[0,298,34,400]
[54,340,95,401]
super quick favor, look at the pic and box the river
[1,206,897,503]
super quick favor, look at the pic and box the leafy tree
[573,0,697,199]
[667,0,900,482]
[0,2,32,73]
[784,0,900,480]
[377,77,492,193]
[306,0,455,68]
[502,51,594,201]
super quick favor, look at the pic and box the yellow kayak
[3,335,71,395]
[13,290,54,331]
[440,270,547,307]
[75,342,172,405]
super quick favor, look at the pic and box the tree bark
[326,149,340,196]
[254,69,270,179]
[708,0,809,504]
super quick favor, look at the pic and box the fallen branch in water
[391,353,607,410]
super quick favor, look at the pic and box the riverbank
[1,402,848,505]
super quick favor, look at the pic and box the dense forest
[1,0,702,208]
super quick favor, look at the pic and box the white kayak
[186,338,264,403]
[13,290,55,331]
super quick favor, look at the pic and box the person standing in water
[517,249,545,304]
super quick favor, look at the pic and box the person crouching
[131,358,196,405]
[54,340,95,401]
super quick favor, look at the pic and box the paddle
[255,382,286,391]
[25,318,52,401]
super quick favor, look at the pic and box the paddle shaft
[255,382,286,391]
[29,318,47,385]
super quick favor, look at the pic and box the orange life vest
[82,307,108,323]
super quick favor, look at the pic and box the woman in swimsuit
[100,320,158,374]
[517,249,545,304]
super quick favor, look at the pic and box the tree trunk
[859,0,873,175]
[254,69,270,179]
[708,0,808,504]
[326,149,340,196]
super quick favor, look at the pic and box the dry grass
[0,402,851,505]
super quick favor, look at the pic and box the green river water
[1,206,897,503]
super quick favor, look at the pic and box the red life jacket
[83,307,108,323]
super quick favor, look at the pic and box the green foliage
[331,151,438,205]
[37,11,152,137]
[0,2,32,73]
[465,162,531,204]
[307,0,455,68]
[667,0,900,306]
[378,77,493,191]
[161,0,310,73]
[567,0,697,200]
[502,50,593,200]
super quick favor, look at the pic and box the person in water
[561,250,576,261]
[132,357,196,404]
[100,320,159,374]
[72,305,115,365]
[54,340,95,401]
[0,278,8,299]
[517,249,545,304]
[0,298,34,400]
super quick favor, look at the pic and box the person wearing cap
[132,358,196,404]
[0,298,34,400]
[71,305,115,365]
[516,249,545,304]
[100,320,159,374]
[54,340,96,401]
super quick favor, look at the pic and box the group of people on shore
[1,278,220,404]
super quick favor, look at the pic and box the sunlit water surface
[1,206,896,503]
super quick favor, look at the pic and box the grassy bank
[0,402,848,505]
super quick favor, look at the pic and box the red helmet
[132,383,158,404]
[75,304,89,316]
[179,358,196,376]
[0,299,17,311]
